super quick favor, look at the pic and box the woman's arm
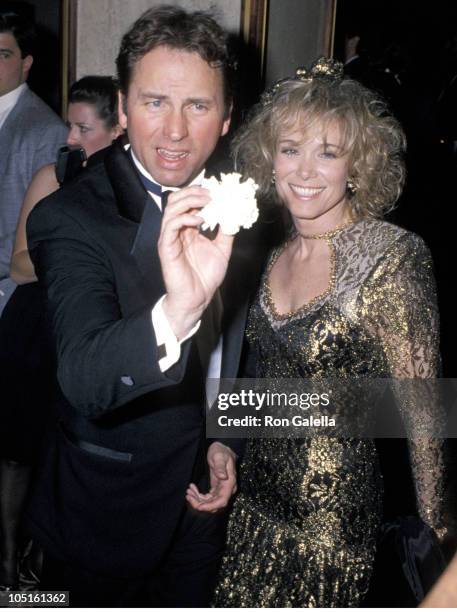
[10,163,59,284]
[363,233,448,539]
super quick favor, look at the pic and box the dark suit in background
[0,85,66,313]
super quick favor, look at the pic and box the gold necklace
[295,219,355,240]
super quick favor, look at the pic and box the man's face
[119,45,231,187]
[0,32,32,97]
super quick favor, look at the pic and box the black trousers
[40,506,229,607]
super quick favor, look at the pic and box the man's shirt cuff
[151,295,201,372]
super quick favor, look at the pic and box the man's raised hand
[158,186,234,340]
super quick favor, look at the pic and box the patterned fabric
[213,219,445,608]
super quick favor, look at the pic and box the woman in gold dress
[213,59,448,607]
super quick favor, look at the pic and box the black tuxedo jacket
[26,140,260,577]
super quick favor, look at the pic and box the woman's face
[66,101,119,158]
[273,119,350,226]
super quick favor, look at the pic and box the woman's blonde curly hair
[232,75,406,219]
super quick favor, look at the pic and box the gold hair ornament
[261,57,344,107]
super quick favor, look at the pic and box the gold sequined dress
[213,220,446,608]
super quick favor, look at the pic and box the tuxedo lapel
[219,224,268,379]
[220,294,249,379]
[104,141,166,299]
[104,140,148,224]
[219,248,252,379]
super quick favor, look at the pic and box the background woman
[0,75,122,590]
[212,59,448,607]
[11,75,123,284]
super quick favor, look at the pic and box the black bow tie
[137,171,173,210]
[129,148,164,204]
[138,173,162,198]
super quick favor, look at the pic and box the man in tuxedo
[0,9,67,315]
[26,5,255,607]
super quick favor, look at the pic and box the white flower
[199,172,259,235]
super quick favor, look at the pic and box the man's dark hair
[69,76,119,129]
[116,4,234,114]
[0,10,36,58]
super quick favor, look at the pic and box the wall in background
[265,0,335,86]
[75,0,241,79]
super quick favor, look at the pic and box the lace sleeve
[361,232,447,538]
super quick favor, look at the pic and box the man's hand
[158,186,234,340]
[186,442,237,513]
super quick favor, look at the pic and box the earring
[271,169,276,185]
[347,178,357,195]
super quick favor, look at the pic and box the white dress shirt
[0,82,27,131]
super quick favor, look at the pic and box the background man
[0,9,67,314]
[26,6,254,607]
